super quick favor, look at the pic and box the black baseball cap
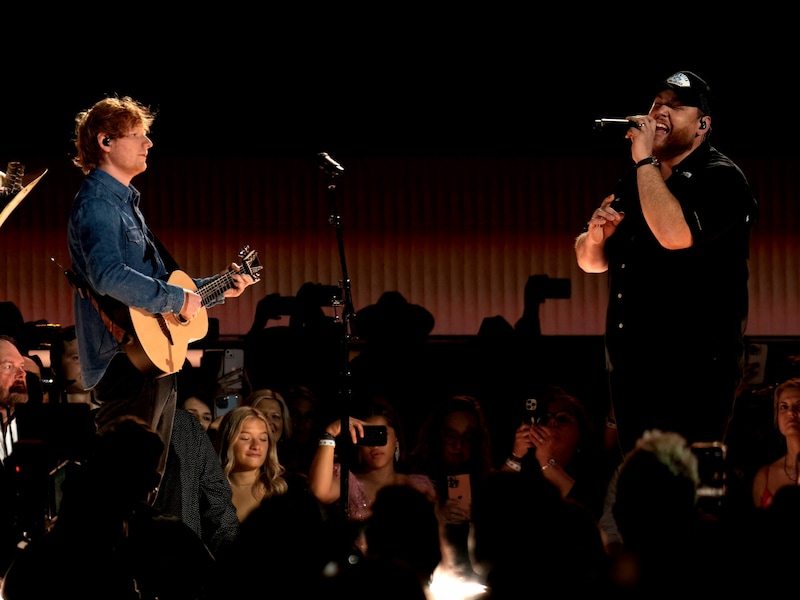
[658,71,713,116]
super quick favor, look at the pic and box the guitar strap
[64,230,181,347]
[63,267,131,346]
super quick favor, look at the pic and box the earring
[394,445,400,462]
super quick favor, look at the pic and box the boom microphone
[317,152,345,177]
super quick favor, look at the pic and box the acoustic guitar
[126,245,261,377]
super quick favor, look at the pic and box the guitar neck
[197,271,237,307]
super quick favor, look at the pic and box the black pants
[608,350,739,457]
[92,353,177,489]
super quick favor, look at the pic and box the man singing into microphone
[574,71,758,457]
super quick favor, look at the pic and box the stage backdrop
[0,153,797,338]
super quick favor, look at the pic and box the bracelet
[635,155,660,169]
[320,432,335,441]
[505,458,522,472]
[318,438,336,447]
[510,452,524,461]
[541,458,557,471]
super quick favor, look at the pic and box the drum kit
[0,161,48,229]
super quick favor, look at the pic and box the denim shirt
[68,169,224,389]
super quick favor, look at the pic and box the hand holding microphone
[594,118,639,131]
[593,115,649,131]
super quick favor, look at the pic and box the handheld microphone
[317,152,345,177]
[593,118,639,131]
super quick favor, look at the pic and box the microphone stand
[317,153,356,521]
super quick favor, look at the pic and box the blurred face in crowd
[183,397,213,430]
[540,398,582,466]
[60,336,85,394]
[253,396,284,440]
[290,395,317,445]
[441,410,478,468]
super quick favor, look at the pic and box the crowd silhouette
[1,286,799,598]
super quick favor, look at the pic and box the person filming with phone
[308,396,437,558]
[502,385,608,521]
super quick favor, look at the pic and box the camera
[355,425,388,447]
[214,394,240,420]
[523,397,540,425]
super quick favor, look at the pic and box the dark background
[3,9,794,164]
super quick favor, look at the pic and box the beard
[1,382,28,410]
[7,391,28,407]
[655,127,698,162]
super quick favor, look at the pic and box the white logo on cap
[666,72,692,89]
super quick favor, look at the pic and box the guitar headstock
[237,245,263,282]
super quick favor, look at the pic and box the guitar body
[124,245,261,377]
[127,270,209,377]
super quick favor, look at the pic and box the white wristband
[505,458,522,472]
[318,439,336,447]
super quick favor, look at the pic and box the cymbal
[0,168,47,230]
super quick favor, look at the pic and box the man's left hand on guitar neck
[222,261,256,299]
[179,262,255,322]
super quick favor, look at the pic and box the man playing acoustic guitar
[67,96,257,494]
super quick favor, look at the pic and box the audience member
[0,335,28,577]
[409,394,493,581]
[607,429,727,596]
[1,415,218,600]
[308,395,437,558]
[501,384,608,520]
[214,478,335,599]
[48,324,98,407]
[458,315,528,466]
[0,336,28,463]
[729,484,800,593]
[216,405,287,522]
[152,408,239,558]
[20,353,47,406]
[181,394,214,432]
[469,469,610,597]
[246,388,291,446]
[361,484,444,593]
[349,291,443,435]
[719,365,778,515]
[283,383,328,475]
[751,377,800,508]
[0,305,47,407]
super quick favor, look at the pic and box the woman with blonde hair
[217,405,287,522]
[751,377,800,508]
[246,388,292,445]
